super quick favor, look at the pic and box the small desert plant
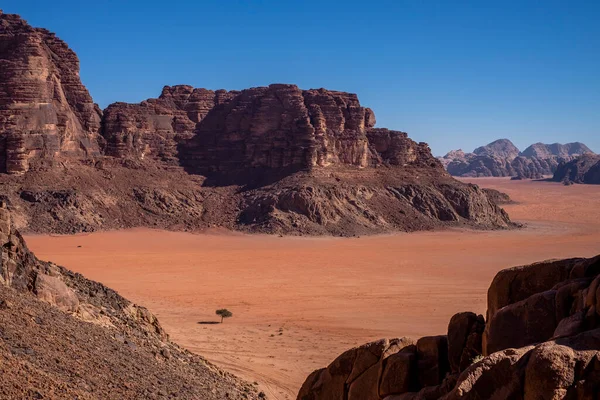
[215,308,233,323]
[471,354,484,364]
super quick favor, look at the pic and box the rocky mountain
[553,154,600,185]
[0,203,261,399]
[473,138,520,159]
[298,254,600,399]
[0,11,513,236]
[521,142,593,159]
[440,139,594,179]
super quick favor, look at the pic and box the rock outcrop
[103,84,433,179]
[0,10,513,236]
[0,11,102,174]
[440,139,595,179]
[0,202,261,399]
[298,254,600,399]
[553,154,600,185]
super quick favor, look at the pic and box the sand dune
[25,178,600,400]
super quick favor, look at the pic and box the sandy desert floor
[25,178,600,399]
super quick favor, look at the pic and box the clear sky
[3,1,599,155]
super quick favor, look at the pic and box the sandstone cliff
[440,139,594,179]
[298,254,600,399]
[0,11,102,174]
[553,154,600,185]
[0,11,512,236]
[0,203,261,399]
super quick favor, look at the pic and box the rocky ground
[0,204,262,399]
[0,160,512,236]
[298,254,600,399]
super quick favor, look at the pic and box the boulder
[447,312,484,373]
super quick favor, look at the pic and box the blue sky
[3,1,599,155]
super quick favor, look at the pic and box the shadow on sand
[197,321,220,325]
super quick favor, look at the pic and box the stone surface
[0,11,102,174]
[447,312,484,374]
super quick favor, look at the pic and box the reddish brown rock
[379,345,418,397]
[299,254,600,400]
[416,336,450,388]
[0,11,102,174]
[447,312,484,374]
[101,86,237,164]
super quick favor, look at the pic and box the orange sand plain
[25,178,600,399]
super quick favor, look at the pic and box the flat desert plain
[25,178,600,399]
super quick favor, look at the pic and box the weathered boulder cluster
[298,255,600,399]
[440,139,594,179]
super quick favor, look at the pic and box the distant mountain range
[439,139,595,178]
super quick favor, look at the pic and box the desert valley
[1,6,600,400]
[24,178,600,399]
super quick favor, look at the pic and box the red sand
[25,178,600,399]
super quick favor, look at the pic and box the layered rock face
[103,83,431,177]
[441,139,595,178]
[553,154,600,185]
[0,203,261,399]
[0,11,102,174]
[298,254,600,399]
[102,86,238,164]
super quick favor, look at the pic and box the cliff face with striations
[102,86,238,164]
[103,84,427,176]
[0,11,102,174]
[298,255,600,399]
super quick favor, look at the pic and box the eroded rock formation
[298,255,600,399]
[0,10,512,236]
[0,11,102,174]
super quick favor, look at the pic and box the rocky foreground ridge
[0,10,511,235]
[298,254,600,399]
[440,139,594,179]
[0,203,261,399]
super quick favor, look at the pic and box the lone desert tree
[216,309,233,323]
